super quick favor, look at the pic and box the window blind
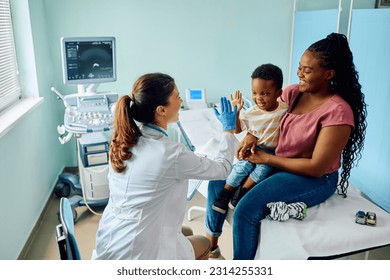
[0,0,21,112]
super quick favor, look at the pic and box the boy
[212,63,288,214]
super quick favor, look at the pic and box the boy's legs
[211,184,235,214]
[229,161,274,209]
[212,160,255,214]
[227,177,254,210]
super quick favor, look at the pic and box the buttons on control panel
[65,109,113,132]
[63,93,118,133]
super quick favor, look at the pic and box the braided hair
[110,73,175,173]
[307,33,367,196]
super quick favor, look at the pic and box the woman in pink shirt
[205,33,367,260]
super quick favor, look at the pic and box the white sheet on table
[256,185,390,259]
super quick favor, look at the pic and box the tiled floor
[20,191,390,260]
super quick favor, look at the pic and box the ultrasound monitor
[61,37,116,85]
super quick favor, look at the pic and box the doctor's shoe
[228,186,249,210]
[208,246,225,260]
[187,235,211,260]
[181,225,194,236]
[212,188,234,214]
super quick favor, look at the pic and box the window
[0,0,21,113]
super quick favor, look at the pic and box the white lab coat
[93,124,237,260]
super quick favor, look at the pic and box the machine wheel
[54,181,71,198]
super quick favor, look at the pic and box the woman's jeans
[205,170,338,260]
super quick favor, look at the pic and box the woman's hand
[243,149,270,164]
[236,133,257,159]
[229,90,244,112]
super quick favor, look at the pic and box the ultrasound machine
[52,37,118,218]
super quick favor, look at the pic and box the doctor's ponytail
[110,72,175,173]
[110,95,142,173]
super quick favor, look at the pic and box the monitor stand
[77,83,100,95]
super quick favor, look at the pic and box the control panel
[63,92,118,133]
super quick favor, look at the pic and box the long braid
[308,33,367,196]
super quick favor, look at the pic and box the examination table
[176,107,390,259]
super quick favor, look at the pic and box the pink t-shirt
[275,84,355,174]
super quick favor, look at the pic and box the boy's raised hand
[229,90,244,112]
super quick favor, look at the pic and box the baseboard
[18,192,57,259]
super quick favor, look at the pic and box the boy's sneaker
[228,186,249,210]
[212,188,234,214]
[208,246,225,260]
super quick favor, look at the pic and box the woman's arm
[244,125,352,177]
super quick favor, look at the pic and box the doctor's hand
[213,97,237,132]
[236,133,257,160]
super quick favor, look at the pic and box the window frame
[0,0,22,113]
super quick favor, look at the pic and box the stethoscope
[143,123,168,137]
[144,122,195,152]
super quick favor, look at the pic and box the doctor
[93,72,238,260]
